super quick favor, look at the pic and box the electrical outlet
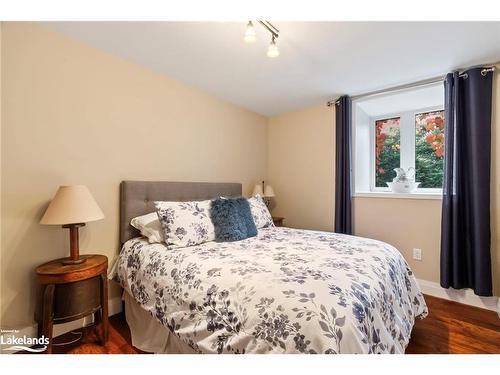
[413,248,422,261]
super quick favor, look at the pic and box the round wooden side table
[34,254,108,353]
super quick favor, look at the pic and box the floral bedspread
[116,227,427,354]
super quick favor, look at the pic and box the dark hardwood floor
[405,295,500,354]
[46,315,145,354]
[38,294,500,354]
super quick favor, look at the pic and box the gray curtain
[334,95,353,234]
[440,67,494,296]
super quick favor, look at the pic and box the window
[353,83,445,197]
[375,117,400,187]
[415,110,445,188]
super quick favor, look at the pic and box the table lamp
[40,185,104,265]
[252,180,275,207]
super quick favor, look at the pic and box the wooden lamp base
[62,223,86,265]
[62,258,86,265]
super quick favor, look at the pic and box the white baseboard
[1,296,122,353]
[416,278,500,315]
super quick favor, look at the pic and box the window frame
[365,105,444,195]
[413,107,446,192]
[370,113,403,192]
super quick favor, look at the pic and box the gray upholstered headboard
[120,181,242,244]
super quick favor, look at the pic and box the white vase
[387,181,420,193]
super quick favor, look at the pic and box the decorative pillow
[154,200,215,249]
[210,197,257,242]
[248,194,274,229]
[130,212,164,243]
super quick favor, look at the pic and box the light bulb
[244,21,256,43]
[267,37,279,58]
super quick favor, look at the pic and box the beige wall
[0,23,3,327]
[353,198,442,282]
[268,75,500,297]
[267,105,335,231]
[0,23,268,329]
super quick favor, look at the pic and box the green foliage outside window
[415,111,445,188]
[374,111,445,189]
[375,118,400,187]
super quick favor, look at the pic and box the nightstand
[272,216,285,227]
[34,254,108,353]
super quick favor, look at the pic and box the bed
[115,181,427,354]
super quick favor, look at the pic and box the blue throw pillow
[235,198,258,238]
[210,197,257,242]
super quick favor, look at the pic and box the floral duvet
[116,227,427,354]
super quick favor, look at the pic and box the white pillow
[130,212,164,244]
[248,194,274,229]
[154,200,215,249]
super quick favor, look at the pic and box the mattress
[116,227,427,354]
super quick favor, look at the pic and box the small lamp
[252,183,264,197]
[252,181,275,207]
[264,185,275,198]
[40,185,104,265]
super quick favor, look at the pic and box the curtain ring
[481,69,488,76]
[462,73,468,79]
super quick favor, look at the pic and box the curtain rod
[327,63,498,107]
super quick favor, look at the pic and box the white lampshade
[252,184,264,197]
[40,185,104,225]
[267,39,279,58]
[244,21,257,43]
[264,185,275,198]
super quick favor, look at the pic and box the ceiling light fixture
[267,35,279,58]
[244,20,280,58]
[244,21,256,43]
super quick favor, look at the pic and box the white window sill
[354,191,442,200]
